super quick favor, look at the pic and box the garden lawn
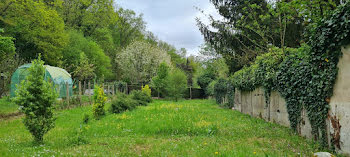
[0,98,18,115]
[0,99,323,156]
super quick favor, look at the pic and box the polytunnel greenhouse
[10,64,73,98]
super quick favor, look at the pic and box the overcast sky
[116,0,221,56]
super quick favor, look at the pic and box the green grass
[0,95,92,115]
[0,97,18,115]
[0,99,323,156]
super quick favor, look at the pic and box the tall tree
[151,62,170,98]
[0,0,67,65]
[62,30,112,80]
[61,0,116,36]
[197,0,341,73]
[111,8,146,49]
[116,40,171,84]
[167,68,187,101]
[0,28,16,97]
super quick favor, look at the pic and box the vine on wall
[231,2,350,147]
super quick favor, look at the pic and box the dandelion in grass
[215,152,219,155]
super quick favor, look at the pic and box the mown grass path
[0,99,321,156]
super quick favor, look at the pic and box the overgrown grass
[0,95,93,116]
[0,99,323,156]
[0,97,18,115]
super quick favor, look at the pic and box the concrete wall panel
[327,46,350,155]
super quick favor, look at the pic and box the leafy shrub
[231,47,286,105]
[71,124,89,146]
[231,47,285,92]
[197,72,215,94]
[115,81,127,93]
[141,85,151,97]
[214,78,228,104]
[109,93,137,114]
[167,68,187,101]
[131,90,152,106]
[14,56,57,142]
[206,80,217,97]
[92,85,107,119]
[151,62,169,98]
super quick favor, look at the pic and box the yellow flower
[254,152,256,155]
[325,58,329,62]
[215,152,219,155]
[204,142,207,145]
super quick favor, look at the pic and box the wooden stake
[83,81,86,95]
[79,81,82,106]
[66,82,69,106]
[190,86,192,100]
[88,81,91,105]
[112,83,115,95]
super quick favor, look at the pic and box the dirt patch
[0,112,22,120]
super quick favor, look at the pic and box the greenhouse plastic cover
[10,64,73,98]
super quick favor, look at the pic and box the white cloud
[117,0,222,56]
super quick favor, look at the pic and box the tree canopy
[197,0,343,73]
[0,0,195,87]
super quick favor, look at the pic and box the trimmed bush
[167,68,187,101]
[109,93,138,114]
[14,56,57,143]
[197,72,215,95]
[92,85,107,119]
[206,80,217,97]
[141,85,151,97]
[131,90,152,106]
[214,78,228,104]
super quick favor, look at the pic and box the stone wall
[234,46,350,155]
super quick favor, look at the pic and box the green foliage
[92,85,107,119]
[1,0,67,65]
[151,62,170,97]
[214,78,228,105]
[276,46,309,132]
[70,124,89,146]
[62,30,112,79]
[115,81,127,93]
[226,81,235,109]
[279,2,350,146]
[0,99,323,156]
[61,0,116,36]
[232,47,285,104]
[231,64,259,91]
[197,72,215,94]
[72,53,95,81]
[116,40,171,84]
[0,30,17,96]
[109,93,137,114]
[14,56,57,142]
[130,90,152,106]
[0,30,15,63]
[141,85,152,97]
[167,68,187,101]
[0,0,189,84]
[229,2,350,147]
[83,114,90,124]
[197,0,342,73]
[206,80,217,97]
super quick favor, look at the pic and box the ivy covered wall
[230,2,350,150]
